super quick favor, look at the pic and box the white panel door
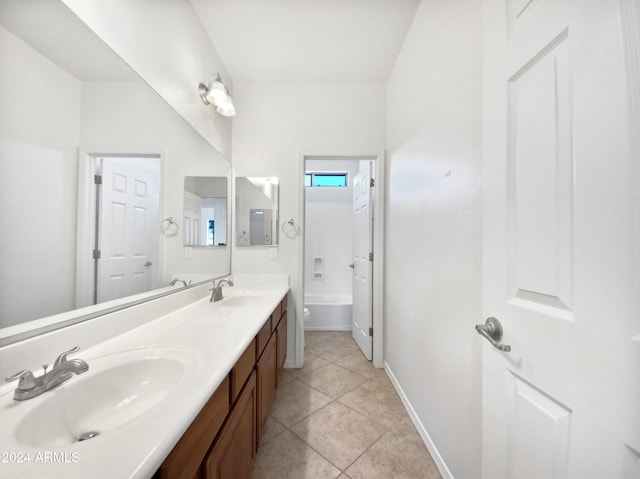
[183,191,202,245]
[99,158,156,303]
[482,1,639,478]
[352,160,373,360]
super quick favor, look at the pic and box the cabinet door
[160,377,229,479]
[276,312,287,383]
[205,372,257,479]
[256,333,277,446]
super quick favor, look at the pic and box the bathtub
[304,294,352,331]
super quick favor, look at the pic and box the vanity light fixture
[199,73,236,117]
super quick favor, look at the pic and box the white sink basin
[13,347,199,448]
[219,293,265,308]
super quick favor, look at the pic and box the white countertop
[0,281,289,479]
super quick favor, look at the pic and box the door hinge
[94,174,102,185]
[369,327,373,337]
[369,252,373,261]
[370,178,375,187]
[92,249,101,259]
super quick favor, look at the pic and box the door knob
[348,263,354,269]
[475,317,511,352]
[144,261,153,267]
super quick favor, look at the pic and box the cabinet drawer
[231,339,256,404]
[161,376,230,479]
[255,316,272,359]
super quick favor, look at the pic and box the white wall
[0,26,81,326]
[231,81,386,365]
[384,1,483,478]
[304,159,360,298]
[61,0,232,158]
[79,81,231,281]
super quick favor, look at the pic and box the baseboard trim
[304,325,351,332]
[384,362,455,479]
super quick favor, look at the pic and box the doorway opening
[298,154,385,368]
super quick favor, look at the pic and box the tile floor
[251,331,442,479]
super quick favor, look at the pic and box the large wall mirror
[235,177,279,246]
[0,0,232,344]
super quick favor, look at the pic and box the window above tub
[305,172,348,187]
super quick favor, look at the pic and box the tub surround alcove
[304,294,352,331]
[0,275,289,479]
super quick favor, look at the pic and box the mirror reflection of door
[183,191,201,245]
[201,197,226,245]
[249,209,272,245]
[97,156,160,304]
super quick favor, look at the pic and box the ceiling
[190,0,421,83]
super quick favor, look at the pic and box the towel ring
[160,217,179,237]
[281,218,301,238]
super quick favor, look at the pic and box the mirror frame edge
[0,275,228,348]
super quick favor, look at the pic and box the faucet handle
[53,346,80,368]
[5,370,36,390]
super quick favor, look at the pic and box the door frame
[75,150,164,308]
[296,152,386,368]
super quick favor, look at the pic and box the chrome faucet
[170,278,188,287]
[210,279,234,302]
[5,346,89,401]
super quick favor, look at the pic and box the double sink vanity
[0,276,290,479]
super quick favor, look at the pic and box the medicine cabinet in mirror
[183,176,228,247]
[0,0,232,345]
[235,177,279,246]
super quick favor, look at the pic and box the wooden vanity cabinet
[205,372,257,479]
[157,294,288,479]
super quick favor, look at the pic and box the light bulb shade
[199,73,236,116]
[216,98,236,117]
[207,79,228,104]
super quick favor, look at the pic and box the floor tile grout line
[296,363,370,390]
[279,396,349,473]
[340,428,389,474]
[288,359,375,403]
[336,395,399,434]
